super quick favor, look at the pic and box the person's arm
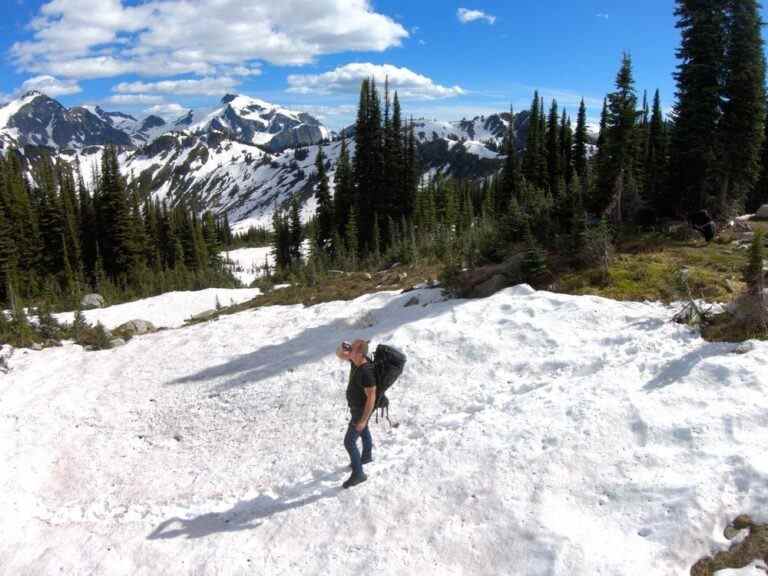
[356,386,376,431]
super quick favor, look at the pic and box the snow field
[53,288,261,330]
[1,286,767,575]
[221,247,274,286]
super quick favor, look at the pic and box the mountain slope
[0,91,532,227]
[0,285,765,574]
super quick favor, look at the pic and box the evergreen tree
[313,145,334,256]
[289,193,303,264]
[333,136,354,238]
[498,107,521,214]
[749,110,768,212]
[546,99,561,198]
[647,89,669,213]
[718,0,766,214]
[346,204,359,266]
[271,205,292,271]
[522,91,542,187]
[598,53,639,222]
[668,0,725,216]
[573,98,590,190]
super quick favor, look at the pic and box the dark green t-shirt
[346,360,376,417]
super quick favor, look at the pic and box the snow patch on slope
[53,288,260,329]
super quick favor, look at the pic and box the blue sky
[1,1,763,129]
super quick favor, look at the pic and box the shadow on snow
[147,467,348,540]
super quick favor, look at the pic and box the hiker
[336,339,377,489]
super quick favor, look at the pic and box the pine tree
[668,0,725,216]
[718,0,766,215]
[749,111,768,212]
[346,204,359,266]
[598,53,639,223]
[402,119,419,218]
[573,98,590,191]
[271,205,291,271]
[289,193,303,264]
[498,107,521,214]
[647,89,669,213]
[522,91,543,188]
[97,146,136,277]
[334,136,354,238]
[546,99,561,198]
[313,145,334,256]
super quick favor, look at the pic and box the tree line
[0,146,237,310]
[272,78,420,271]
[274,0,765,285]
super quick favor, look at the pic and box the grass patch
[187,262,444,324]
[553,233,746,303]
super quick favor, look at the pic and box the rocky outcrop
[81,294,106,309]
[115,319,157,336]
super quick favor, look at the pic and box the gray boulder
[109,338,126,348]
[81,293,106,309]
[116,319,157,336]
[756,204,768,219]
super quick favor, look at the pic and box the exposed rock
[363,273,372,280]
[448,254,525,298]
[404,296,420,307]
[116,319,157,336]
[109,338,126,348]
[190,309,217,322]
[81,293,106,309]
[31,343,43,351]
[755,204,768,219]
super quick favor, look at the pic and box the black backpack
[372,344,407,423]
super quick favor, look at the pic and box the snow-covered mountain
[0,91,523,228]
[180,94,332,153]
[0,91,133,150]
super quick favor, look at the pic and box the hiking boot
[348,456,373,469]
[342,473,368,489]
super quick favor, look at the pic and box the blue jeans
[344,419,372,477]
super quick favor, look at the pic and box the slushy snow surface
[2,286,767,575]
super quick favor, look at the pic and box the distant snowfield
[222,247,273,286]
[2,286,767,575]
[53,288,261,330]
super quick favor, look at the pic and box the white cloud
[287,63,465,100]
[144,102,187,120]
[20,75,81,96]
[113,77,240,96]
[11,0,408,79]
[596,13,609,20]
[457,8,496,25]
[106,93,165,105]
[227,65,263,77]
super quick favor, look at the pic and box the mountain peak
[20,90,46,100]
[221,94,239,104]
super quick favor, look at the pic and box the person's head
[351,339,369,363]
[336,339,369,364]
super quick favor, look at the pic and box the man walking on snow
[336,339,377,489]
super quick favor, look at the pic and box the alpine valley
[0,91,532,230]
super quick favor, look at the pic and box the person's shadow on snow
[147,467,346,540]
